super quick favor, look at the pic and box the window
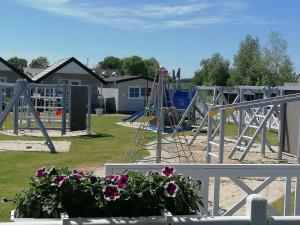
[0,77,7,83]
[141,87,151,97]
[128,87,151,99]
[129,87,140,98]
[58,79,81,85]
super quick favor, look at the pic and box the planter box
[10,210,62,224]
[95,108,103,116]
[11,210,169,225]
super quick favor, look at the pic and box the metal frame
[0,80,56,152]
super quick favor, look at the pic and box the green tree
[192,53,230,86]
[144,57,160,77]
[7,57,28,71]
[121,56,147,76]
[261,31,295,86]
[97,56,122,70]
[29,56,49,69]
[229,35,263,86]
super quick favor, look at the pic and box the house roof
[0,57,32,81]
[31,57,107,84]
[92,68,120,78]
[23,67,45,78]
[104,75,155,83]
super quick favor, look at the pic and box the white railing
[105,163,300,217]
[6,195,300,225]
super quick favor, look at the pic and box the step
[208,152,219,158]
[242,135,252,140]
[235,145,246,150]
[255,114,266,118]
[209,141,220,146]
[249,125,259,129]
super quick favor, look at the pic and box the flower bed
[13,166,203,219]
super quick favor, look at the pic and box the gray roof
[104,75,155,83]
[23,67,45,78]
[31,58,70,81]
[92,68,120,78]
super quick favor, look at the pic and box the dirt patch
[0,140,71,152]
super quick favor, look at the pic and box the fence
[105,163,300,217]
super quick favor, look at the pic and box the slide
[122,109,145,122]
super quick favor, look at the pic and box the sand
[0,129,92,137]
[0,140,71,152]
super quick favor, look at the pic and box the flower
[47,166,58,176]
[105,175,119,182]
[73,170,86,180]
[146,170,160,176]
[162,166,175,177]
[35,167,47,178]
[164,181,178,197]
[103,185,120,201]
[90,175,97,184]
[52,175,69,187]
[117,175,129,189]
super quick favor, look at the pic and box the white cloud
[15,0,266,30]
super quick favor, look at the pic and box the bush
[14,166,203,218]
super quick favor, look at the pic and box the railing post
[246,194,267,225]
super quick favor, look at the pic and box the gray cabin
[28,57,107,111]
[0,57,31,83]
[101,76,155,113]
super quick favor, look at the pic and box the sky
[0,0,299,78]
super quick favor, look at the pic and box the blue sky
[0,0,299,78]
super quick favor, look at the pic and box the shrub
[14,166,203,218]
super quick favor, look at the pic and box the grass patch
[271,192,295,215]
[0,115,140,221]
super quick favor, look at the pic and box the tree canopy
[192,53,230,86]
[97,56,160,77]
[192,31,296,87]
[7,57,28,71]
[97,56,122,70]
[29,56,49,69]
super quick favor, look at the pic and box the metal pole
[61,85,67,135]
[156,69,164,163]
[87,85,92,134]
[238,87,244,137]
[219,109,225,163]
[206,108,212,163]
[278,89,285,161]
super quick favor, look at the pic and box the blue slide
[122,109,145,122]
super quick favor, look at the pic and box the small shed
[102,76,155,113]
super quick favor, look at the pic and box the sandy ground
[113,120,297,215]
[0,140,70,152]
[0,129,92,137]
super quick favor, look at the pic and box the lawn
[0,114,138,221]
[0,115,281,221]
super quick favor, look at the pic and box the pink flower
[164,181,178,197]
[103,185,120,201]
[73,170,86,180]
[35,167,47,178]
[162,166,175,177]
[105,175,119,182]
[52,175,69,187]
[117,175,129,189]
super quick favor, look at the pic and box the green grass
[0,114,140,221]
[271,192,295,215]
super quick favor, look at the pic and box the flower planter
[11,210,169,225]
[10,210,62,223]
[11,166,202,225]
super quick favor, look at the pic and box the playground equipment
[0,80,55,152]
[126,68,195,163]
[171,84,300,163]
[0,81,91,136]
